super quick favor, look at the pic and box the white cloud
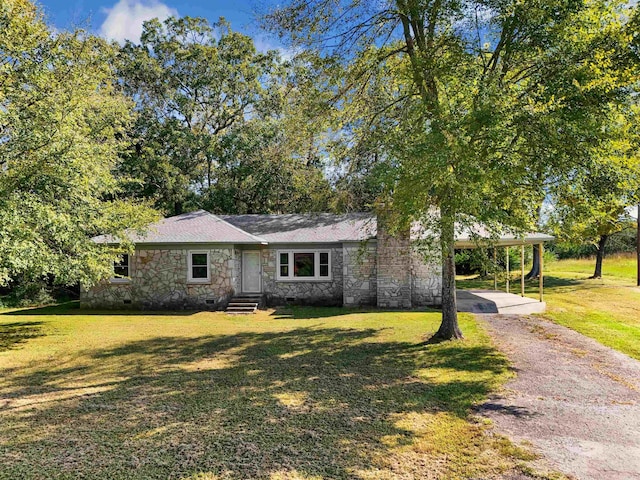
[253,36,297,61]
[99,0,178,44]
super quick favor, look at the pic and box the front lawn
[458,254,640,360]
[0,305,531,479]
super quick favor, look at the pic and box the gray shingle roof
[93,210,267,244]
[93,210,552,247]
[220,213,376,243]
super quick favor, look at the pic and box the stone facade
[376,225,412,309]
[412,248,442,306]
[82,239,441,310]
[342,242,377,306]
[81,247,236,309]
[232,248,242,293]
[261,247,343,306]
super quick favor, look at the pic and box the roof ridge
[221,212,374,217]
[207,212,268,244]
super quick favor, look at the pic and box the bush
[455,247,532,276]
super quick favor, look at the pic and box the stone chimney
[376,207,412,309]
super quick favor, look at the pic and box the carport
[455,232,554,314]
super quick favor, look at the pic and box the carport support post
[539,243,544,302]
[520,244,525,297]
[493,247,497,290]
[505,246,510,293]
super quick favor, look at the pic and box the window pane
[320,252,329,265]
[192,253,207,266]
[294,252,315,277]
[279,253,289,277]
[192,266,208,279]
[114,254,129,277]
[320,264,329,277]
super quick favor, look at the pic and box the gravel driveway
[476,314,640,480]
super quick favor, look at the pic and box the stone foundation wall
[411,248,442,306]
[261,247,343,306]
[81,247,236,309]
[343,242,377,306]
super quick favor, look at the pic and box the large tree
[203,117,334,214]
[549,105,640,278]
[0,0,156,289]
[265,0,638,339]
[117,16,333,215]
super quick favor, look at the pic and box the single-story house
[81,210,552,310]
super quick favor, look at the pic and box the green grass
[546,254,637,280]
[458,253,640,360]
[0,305,536,479]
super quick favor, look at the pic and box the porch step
[225,295,261,314]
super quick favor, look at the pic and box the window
[188,251,210,282]
[294,252,315,277]
[277,250,331,281]
[279,252,289,277]
[111,254,130,283]
[319,252,329,277]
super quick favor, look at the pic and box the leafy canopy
[0,0,157,288]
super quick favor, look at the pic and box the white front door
[242,251,261,293]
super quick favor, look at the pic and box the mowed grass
[458,253,640,360]
[0,305,532,480]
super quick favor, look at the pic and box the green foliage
[1,281,55,307]
[551,227,638,259]
[0,0,158,288]
[117,16,333,215]
[455,249,494,276]
[202,118,333,213]
[548,104,640,250]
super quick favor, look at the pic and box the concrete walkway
[457,290,546,314]
[476,314,640,480]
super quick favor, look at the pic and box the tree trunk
[431,204,463,341]
[525,204,543,279]
[525,246,540,279]
[590,235,608,279]
[174,201,183,215]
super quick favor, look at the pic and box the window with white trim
[111,254,131,282]
[277,250,331,281]
[188,251,210,282]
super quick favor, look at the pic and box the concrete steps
[225,295,262,314]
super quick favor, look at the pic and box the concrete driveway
[476,314,640,480]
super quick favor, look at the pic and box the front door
[242,251,261,293]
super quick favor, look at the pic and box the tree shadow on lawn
[0,321,45,352]
[2,301,201,317]
[270,306,440,320]
[0,327,511,479]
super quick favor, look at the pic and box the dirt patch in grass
[0,307,535,479]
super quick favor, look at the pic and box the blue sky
[37,0,281,49]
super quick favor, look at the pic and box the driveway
[476,314,640,480]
